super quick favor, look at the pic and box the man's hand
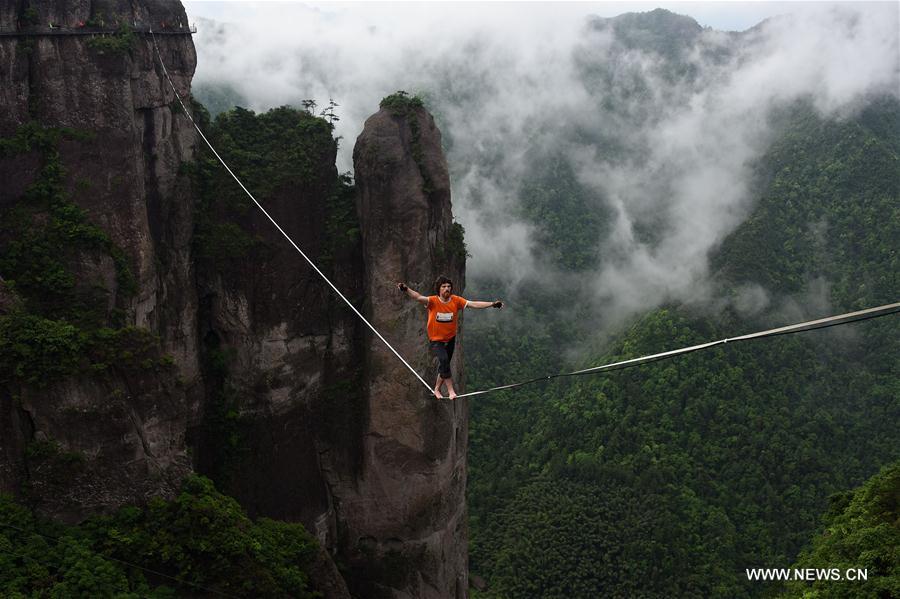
[492,300,504,309]
[398,283,429,305]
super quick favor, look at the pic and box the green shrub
[0,313,85,383]
[379,90,425,116]
[322,171,360,263]
[0,476,322,597]
[86,24,135,56]
[0,312,169,385]
[447,221,469,260]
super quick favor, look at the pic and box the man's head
[434,275,453,299]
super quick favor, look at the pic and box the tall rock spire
[346,96,468,598]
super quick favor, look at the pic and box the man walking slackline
[397,276,503,400]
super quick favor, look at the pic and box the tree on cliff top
[380,90,425,115]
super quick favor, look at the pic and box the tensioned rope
[149,29,899,402]
[454,301,900,398]
[148,27,433,394]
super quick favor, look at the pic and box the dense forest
[463,87,900,599]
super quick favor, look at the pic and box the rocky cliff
[0,0,199,519]
[188,98,469,597]
[0,2,467,597]
[345,97,468,598]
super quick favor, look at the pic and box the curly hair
[433,275,453,294]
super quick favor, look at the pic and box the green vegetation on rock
[779,461,900,599]
[323,171,361,264]
[379,90,425,115]
[379,91,437,197]
[85,24,136,56]
[191,105,344,264]
[0,476,321,598]
[0,123,164,386]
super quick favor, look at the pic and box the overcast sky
[179,1,899,341]
[183,1,854,34]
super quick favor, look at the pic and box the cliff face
[344,102,468,598]
[190,108,368,555]
[0,0,199,519]
[1,2,467,596]
[194,102,469,598]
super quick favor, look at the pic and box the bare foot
[448,390,457,401]
[433,389,443,399]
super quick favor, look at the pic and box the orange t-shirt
[426,295,467,341]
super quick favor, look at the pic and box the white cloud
[183,1,899,335]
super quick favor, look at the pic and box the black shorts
[430,337,456,379]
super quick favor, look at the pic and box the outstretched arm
[397,282,429,305]
[467,299,503,310]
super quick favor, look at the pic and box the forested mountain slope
[779,460,900,599]
[465,93,899,598]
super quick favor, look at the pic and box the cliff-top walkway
[0,23,196,37]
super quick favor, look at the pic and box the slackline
[149,28,898,402]
[453,301,900,399]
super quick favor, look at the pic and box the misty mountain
[466,90,899,596]
[450,9,899,598]
[190,4,896,333]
